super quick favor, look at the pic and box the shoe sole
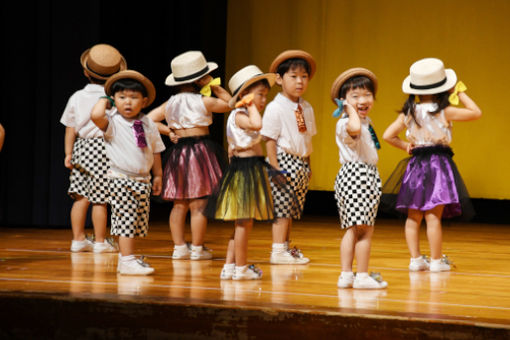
[270,259,310,265]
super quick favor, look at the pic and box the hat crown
[84,44,125,77]
[409,58,447,86]
[228,65,264,95]
[171,51,209,79]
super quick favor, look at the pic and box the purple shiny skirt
[381,145,474,220]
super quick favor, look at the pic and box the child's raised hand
[235,93,255,108]
[342,101,357,116]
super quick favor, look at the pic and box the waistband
[108,168,151,183]
[411,145,454,157]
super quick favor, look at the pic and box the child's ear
[275,74,283,86]
[142,97,149,107]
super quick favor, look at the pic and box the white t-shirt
[226,108,261,150]
[164,92,212,129]
[261,93,316,157]
[104,110,166,176]
[60,84,105,138]
[336,117,378,165]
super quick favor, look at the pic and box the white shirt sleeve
[260,102,281,140]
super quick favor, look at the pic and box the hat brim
[80,48,127,80]
[330,68,378,103]
[228,73,277,108]
[164,62,218,86]
[105,70,156,107]
[402,69,457,95]
[269,50,316,79]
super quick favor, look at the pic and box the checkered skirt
[334,162,381,229]
[68,137,109,204]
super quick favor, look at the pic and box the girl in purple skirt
[383,58,481,272]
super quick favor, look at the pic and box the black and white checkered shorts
[270,151,311,219]
[334,162,381,229]
[108,176,151,238]
[68,137,109,204]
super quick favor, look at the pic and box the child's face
[344,87,374,119]
[247,84,269,111]
[276,66,309,102]
[113,90,148,119]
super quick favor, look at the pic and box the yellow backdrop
[226,0,509,199]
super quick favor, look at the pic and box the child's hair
[339,76,376,100]
[110,78,148,97]
[400,91,450,126]
[86,74,107,85]
[244,79,271,93]
[168,82,202,97]
[276,58,311,77]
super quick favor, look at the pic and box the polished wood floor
[1,216,510,329]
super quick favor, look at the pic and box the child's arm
[91,98,110,132]
[64,126,76,169]
[0,123,5,152]
[444,92,482,122]
[383,113,411,153]
[235,102,262,131]
[151,153,163,196]
[344,102,362,137]
[264,138,279,169]
[202,96,232,114]
[147,100,179,142]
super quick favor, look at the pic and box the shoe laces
[248,264,262,276]
[288,246,303,258]
[85,234,95,242]
[136,256,150,268]
[105,237,118,248]
[369,272,384,283]
[440,254,456,268]
[420,255,430,264]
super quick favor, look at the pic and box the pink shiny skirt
[161,136,227,200]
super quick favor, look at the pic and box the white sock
[191,245,203,252]
[223,263,235,270]
[341,271,354,279]
[430,258,441,265]
[272,243,286,252]
[120,254,135,263]
[411,256,424,262]
[356,272,369,280]
[235,265,247,273]
[174,244,188,250]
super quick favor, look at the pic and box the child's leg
[340,227,356,272]
[71,195,90,241]
[425,205,444,259]
[234,219,253,267]
[119,236,135,256]
[170,200,189,246]
[272,217,290,244]
[285,218,292,243]
[353,225,374,273]
[405,209,424,258]
[225,232,235,264]
[189,198,208,246]
[91,203,108,243]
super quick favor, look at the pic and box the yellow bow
[448,81,467,105]
[200,77,221,97]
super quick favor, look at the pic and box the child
[147,51,232,260]
[206,65,278,280]
[60,44,126,253]
[91,70,165,275]
[383,58,481,272]
[332,68,388,289]
[261,50,317,264]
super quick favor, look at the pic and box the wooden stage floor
[1,216,510,339]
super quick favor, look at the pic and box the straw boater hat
[269,50,316,79]
[330,67,378,103]
[80,44,127,80]
[165,51,218,86]
[105,70,156,107]
[228,65,276,108]
[402,58,457,95]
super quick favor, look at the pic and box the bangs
[339,76,376,99]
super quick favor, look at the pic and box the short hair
[339,76,376,99]
[276,58,311,77]
[245,79,271,92]
[110,78,147,97]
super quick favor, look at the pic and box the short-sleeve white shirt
[164,92,211,129]
[226,108,261,150]
[261,93,316,157]
[335,117,378,165]
[104,110,166,176]
[60,84,105,138]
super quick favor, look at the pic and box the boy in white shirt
[92,70,165,275]
[261,50,317,264]
[60,44,126,253]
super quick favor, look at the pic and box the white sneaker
[118,256,154,275]
[270,248,310,265]
[337,273,355,288]
[220,263,235,280]
[430,255,452,272]
[232,265,262,280]
[93,238,119,253]
[70,238,94,252]
[190,245,213,260]
[409,255,430,271]
[172,244,191,260]
[353,273,388,289]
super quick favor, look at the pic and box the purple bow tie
[133,120,147,148]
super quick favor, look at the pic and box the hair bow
[133,120,147,148]
[235,93,254,108]
[368,124,381,150]
[448,81,467,105]
[200,77,221,97]
[332,98,344,118]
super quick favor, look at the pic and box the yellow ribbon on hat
[448,81,467,105]
[200,77,221,97]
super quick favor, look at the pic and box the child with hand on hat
[261,50,317,265]
[92,70,165,275]
[332,68,387,289]
[205,65,282,280]
[60,44,126,254]
[382,58,481,272]
[148,51,232,261]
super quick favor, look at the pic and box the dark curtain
[0,0,228,227]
